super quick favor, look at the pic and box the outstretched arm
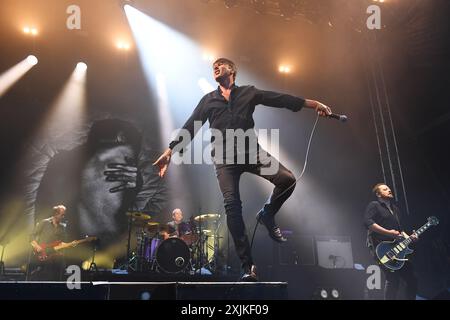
[153,96,208,178]
[253,87,332,117]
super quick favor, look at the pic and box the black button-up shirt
[32,218,67,245]
[364,200,403,246]
[169,85,305,153]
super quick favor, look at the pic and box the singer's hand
[315,101,332,117]
[304,99,332,117]
[153,148,172,178]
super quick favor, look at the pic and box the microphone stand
[89,239,98,273]
[0,244,6,277]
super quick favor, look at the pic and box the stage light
[26,55,38,66]
[331,288,340,299]
[140,291,151,300]
[76,62,87,72]
[313,287,341,300]
[23,26,38,36]
[116,41,131,50]
[278,65,291,73]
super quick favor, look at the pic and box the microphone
[327,113,348,122]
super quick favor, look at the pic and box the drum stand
[193,218,221,275]
[125,213,133,272]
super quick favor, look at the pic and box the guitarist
[364,183,418,300]
[29,204,68,281]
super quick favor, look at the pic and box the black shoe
[256,210,287,243]
[241,265,258,282]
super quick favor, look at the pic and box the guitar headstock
[427,216,439,226]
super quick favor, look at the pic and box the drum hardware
[191,213,223,274]
[125,211,155,272]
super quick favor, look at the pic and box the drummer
[161,208,192,240]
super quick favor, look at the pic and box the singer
[153,57,333,281]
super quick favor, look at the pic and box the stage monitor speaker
[278,235,316,266]
[315,236,354,269]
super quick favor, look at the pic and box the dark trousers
[215,152,296,269]
[29,256,65,281]
[382,262,418,300]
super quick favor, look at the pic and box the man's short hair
[172,208,182,216]
[372,183,386,196]
[53,204,66,214]
[213,57,237,80]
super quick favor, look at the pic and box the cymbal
[145,222,160,232]
[194,213,220,222]
[126,212,152,221]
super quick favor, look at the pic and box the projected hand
[153,148,172,178]
[104,157,140,193]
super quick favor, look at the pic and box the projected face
[34,119,142,246]
[377,184,394,199]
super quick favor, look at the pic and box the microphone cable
[250,113,321,254]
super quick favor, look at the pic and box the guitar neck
[53,238,94,251]
[402,221,432,246]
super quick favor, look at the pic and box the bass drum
[156,237,190,273]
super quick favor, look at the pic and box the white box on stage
[315,236,354,269]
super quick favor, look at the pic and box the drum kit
[125,211,223,275]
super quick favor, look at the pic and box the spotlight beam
[0,56,37,97]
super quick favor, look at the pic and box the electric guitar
[375,216,439,271]
[34,236,97,262]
